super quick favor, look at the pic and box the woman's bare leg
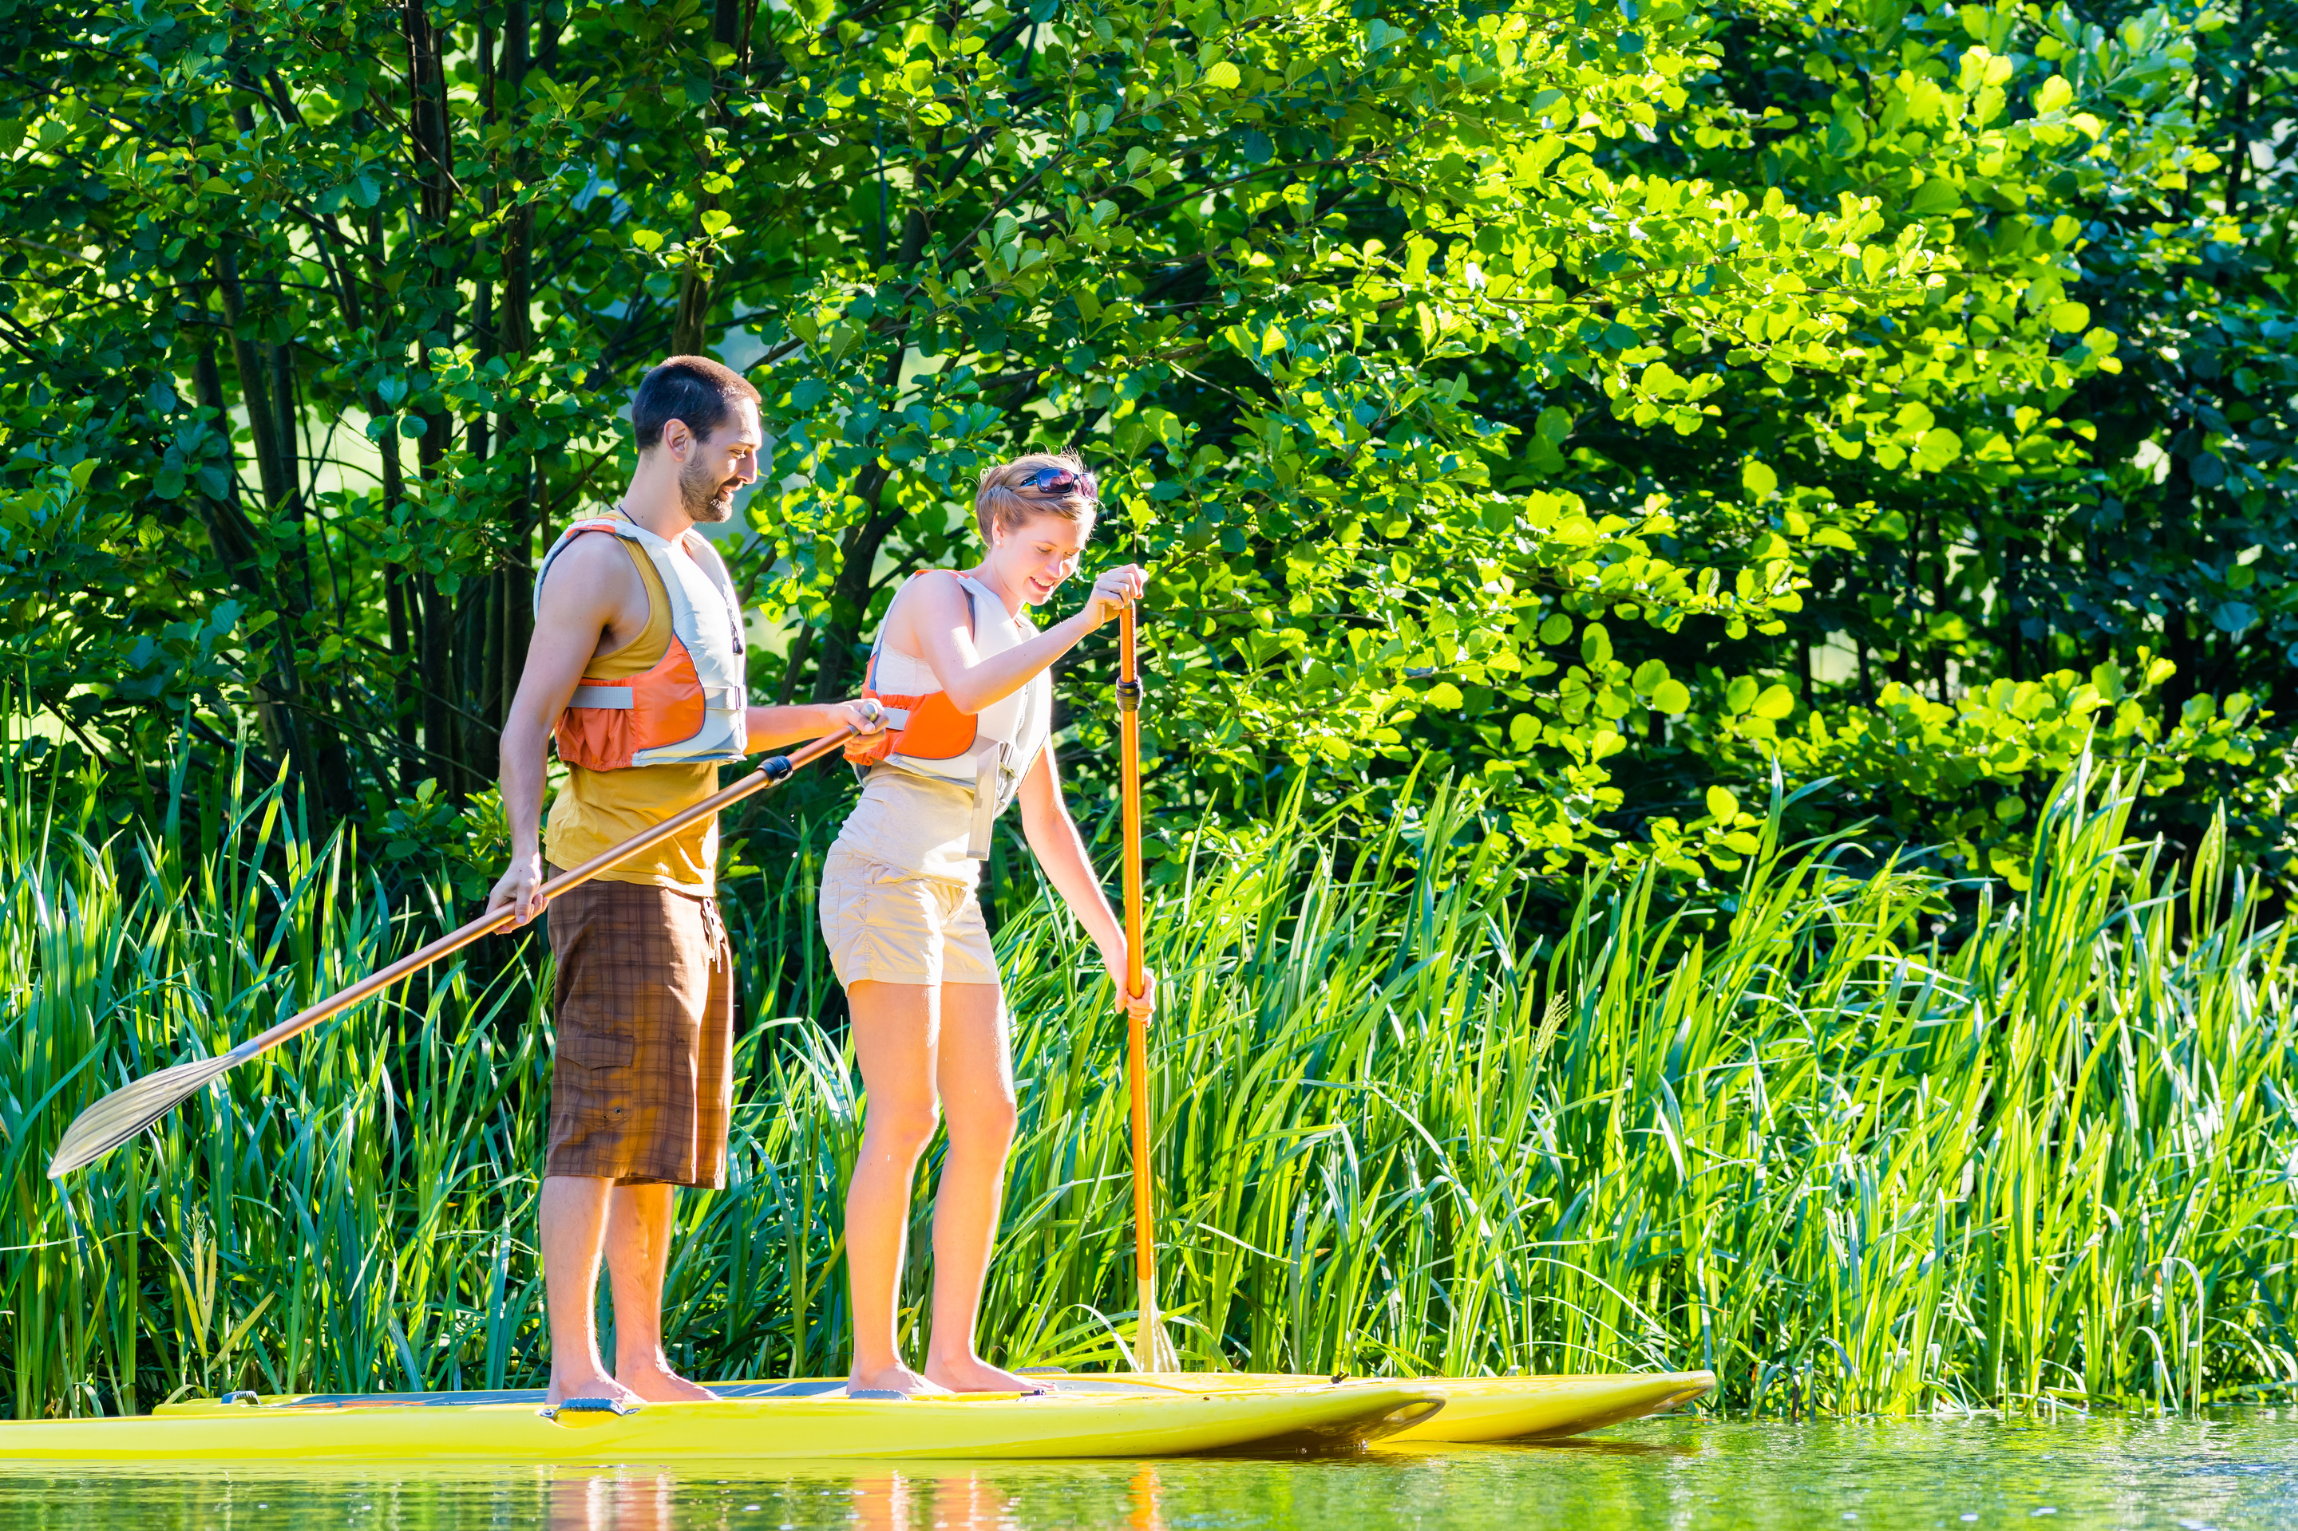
[922,981,1034,1392]
[843,979,948,1395]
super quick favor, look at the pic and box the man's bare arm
[488,536,641,925]
[747,701,883,751]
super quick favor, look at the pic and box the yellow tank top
[543,528,723,895]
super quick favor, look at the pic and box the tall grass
[3,738,2294,1418]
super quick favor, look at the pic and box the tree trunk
[405,0,472,795]
[214,249,289,511]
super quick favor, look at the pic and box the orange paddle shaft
[1118,604,1154,1303]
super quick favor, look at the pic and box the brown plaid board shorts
[543,870,734,1188]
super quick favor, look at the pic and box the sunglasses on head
[1012,466,1097,501]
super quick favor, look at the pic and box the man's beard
[680,459,739,523]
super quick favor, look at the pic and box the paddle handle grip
[229,725,860,1063]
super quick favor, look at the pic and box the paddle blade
[47,1053,239,1178]
[1134,1276,1181,1374]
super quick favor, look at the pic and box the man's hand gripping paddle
[1118,602,1181,1373]
[46,724,867,1179]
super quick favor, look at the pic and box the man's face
[674,398,763,523]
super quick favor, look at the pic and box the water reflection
[0,1418,2295,1529]
[543,1470,675,1531]
[531,1465,1058,1531]
[1132,1464,1165,1531]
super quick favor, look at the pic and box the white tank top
[831,574,1053,882]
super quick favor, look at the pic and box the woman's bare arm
[885,568,1144,715]
[1016,746,1155,1019]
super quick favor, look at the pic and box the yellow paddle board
[0,1378,1442,1462]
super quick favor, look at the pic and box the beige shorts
[818,847,999,988]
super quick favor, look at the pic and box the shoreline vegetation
[2,742,2289,1422]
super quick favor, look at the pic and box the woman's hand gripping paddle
[1118,603,1181,1373]
[46,724,868,1179]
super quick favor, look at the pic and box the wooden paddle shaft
[222,725,860,1067]
[1118,605,1153,1297]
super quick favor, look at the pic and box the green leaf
[1204,60,1241,89]
[1705,785,1739,821]
[1907,178,1961,216]
[2212,601,2257,635]
[1652,678,1690,714]
[1742,459,1778,498]
[1580,623,1612,667]
[1724,675,1760,714]
[1538,614,1572,645]
[1752,683,1795,720]
[1913,427,1962,472]
[2046,301,2089,333]
[1426,681,1464,708]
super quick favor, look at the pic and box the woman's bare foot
[543,1366,644,1410]
[924,1354,1045,1394]
[848,1362,950,1398]
[615,1361,718,1403]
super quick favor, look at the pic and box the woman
[819,450,1154,1396]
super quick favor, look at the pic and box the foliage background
[3,0,2292,892]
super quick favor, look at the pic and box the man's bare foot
[848,1362,950,1398]
[543,1366,644,1410]
[615,1359,719,1403]
[924,1354,1045,1394]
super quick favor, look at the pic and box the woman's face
[991,509,1091,607]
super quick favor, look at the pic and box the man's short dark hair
[631,355,762,451]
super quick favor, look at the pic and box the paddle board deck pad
[0,1379,1443,1462]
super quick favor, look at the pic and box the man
[489,354,881,1407]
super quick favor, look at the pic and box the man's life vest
[847,571,1051,858]
[536,512,749,771]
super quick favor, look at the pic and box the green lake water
[2,1416,2294,1528]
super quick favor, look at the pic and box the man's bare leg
[922,982,1036,1393]
[540,1174,642,1408]
[603,1182,717,1401]
[844,979,949,1396]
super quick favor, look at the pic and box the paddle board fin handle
[544,1396,644,1422]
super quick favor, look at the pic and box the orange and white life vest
[846,572,1050,857]
[536,512,749,771]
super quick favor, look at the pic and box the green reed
[2,737,2293,1418]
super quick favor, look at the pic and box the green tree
[0,0,2283,882]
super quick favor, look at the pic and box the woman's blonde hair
[974,450,1098,542]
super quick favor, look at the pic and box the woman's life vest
[847,571,1051,859]
[535,512,749,771]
